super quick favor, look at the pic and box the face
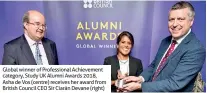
[168,8,194,40]
[24,11,46,41]
[117,36,132,56]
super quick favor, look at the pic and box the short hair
[171,1,195,19]
[23,12,30,23]
[116,31,134,47]
[22,11,30,29]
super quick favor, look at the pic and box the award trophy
[117,71,128,88]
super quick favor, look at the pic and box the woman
[103,31,143,92]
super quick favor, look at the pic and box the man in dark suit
[2,10,58,65]
[121,1,205,92]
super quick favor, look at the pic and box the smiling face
[117,35,132,56]
[24,10,46,41]
[168,8,194,40]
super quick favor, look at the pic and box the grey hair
[22,11,30,29]
[171,1,195,20]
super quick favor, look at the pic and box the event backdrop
[0,1,206,88]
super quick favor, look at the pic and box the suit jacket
[141,32,205,92]
[104,55,143,92]
[2,35,59,65]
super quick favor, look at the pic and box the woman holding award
[103,31,143,92]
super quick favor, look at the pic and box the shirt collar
[172,28,191,44]
[24,34,42,46]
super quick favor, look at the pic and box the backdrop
[0,1,205,88]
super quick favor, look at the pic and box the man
[121,1,205,92]
[2,10,59,65]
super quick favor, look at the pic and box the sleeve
[2,43,17,65]
[136,59,143,76]
[140,59,156,81]
[53,42,59,65]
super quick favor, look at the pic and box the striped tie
[35,42,43,65]
[152,40,177,81]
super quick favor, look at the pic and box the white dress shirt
[119,58,129,76]
[24,34,49,65]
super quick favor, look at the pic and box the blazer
[141,32,206,92]
[104,55,143,92]
[2,35,59,65]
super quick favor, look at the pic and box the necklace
[119,60,129,76]
[119,59,129,64]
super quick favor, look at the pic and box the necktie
[152,40,177,81]
[35,42,43,65]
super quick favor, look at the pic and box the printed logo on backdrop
[83,0,113,8]
[76,21,122,49]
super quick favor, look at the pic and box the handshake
[115,70,143,92]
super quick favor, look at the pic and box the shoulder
[43,38,56,45]
[104,55,117,61]
[130,56,141,62]
[129,56,142,64]
[161,35,172,43]
[188,37,205,53]
[104,55,117,64]
[190,34,204,48]
[183,32,205,52]
[129,56,141,62]
[4,36,23,47]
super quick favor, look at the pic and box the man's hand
[122,82,141,91]
[123,76,144,83]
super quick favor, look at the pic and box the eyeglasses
[27,22,47,29]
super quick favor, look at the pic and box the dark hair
[171,1,195,19]
[116,31,134,47]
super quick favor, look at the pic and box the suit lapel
[165,32,193,62]
[163,45,181,66]
[157,46,181,76]
[156,32,194,77]
[21,35,36,65]
[42,38,53,65]
[114,55,120,71]
[129,57,136,76]
[111,56,120,80]
[153,39,171,75]
[157,40,171,65]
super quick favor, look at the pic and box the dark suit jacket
[104,55,143,92]
[141,32,205,92]
[2,35,59,65]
